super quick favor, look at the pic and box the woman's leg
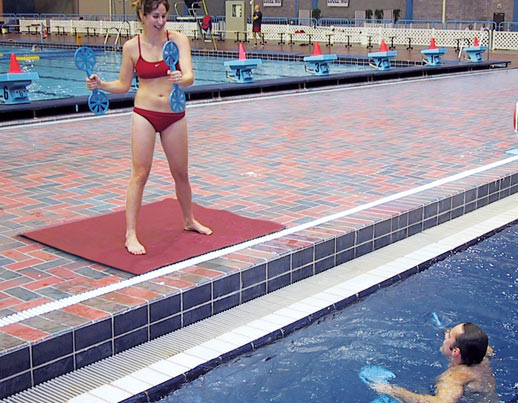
[125,113,157,254]
[160,117,212,235]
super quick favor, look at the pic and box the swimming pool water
[0,46,370,102]
[162,224,518,402]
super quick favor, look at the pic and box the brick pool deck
[1,67,518,398]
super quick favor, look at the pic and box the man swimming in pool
[372,322,499,402]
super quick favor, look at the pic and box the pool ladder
[104,21,131,51]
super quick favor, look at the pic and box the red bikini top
[135,32,180,79]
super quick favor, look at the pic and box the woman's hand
[86,74,102,90]
[167,70,183,86]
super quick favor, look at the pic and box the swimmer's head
[441,323,488,366]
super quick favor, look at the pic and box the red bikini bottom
[133,107,185,133]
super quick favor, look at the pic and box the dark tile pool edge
[1,167,517,399]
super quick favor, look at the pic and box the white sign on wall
[263,0,282,6]
[327,0,349,7]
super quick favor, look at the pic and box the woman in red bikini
[86,0,212,255]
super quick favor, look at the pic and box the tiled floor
[1,63,518,397]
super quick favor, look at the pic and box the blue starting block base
[303,54,338,75]
[367,50,397,71]
[421,48,448,66]
[0,71,40,104]
[224,59,262,83]
[463,46,488,62]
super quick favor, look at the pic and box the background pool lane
[0,46,370,101]
[164,225,518,403]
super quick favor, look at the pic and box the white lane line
[1,154,517,327]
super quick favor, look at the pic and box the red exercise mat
[22,199,285,275]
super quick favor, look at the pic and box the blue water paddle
[162,40,186,113]
[74,46,109,115]
[359,365,399,403]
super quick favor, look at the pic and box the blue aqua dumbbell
[74,46,110,115]
[162,40,186,113]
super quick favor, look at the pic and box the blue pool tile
[183,303,212,327]
[292,247,313,269]
[356,241,373,257]
[315,256,334,274]
[357,225,374,244]
[336,248,354,265]
[0,371,32,399]
[292,263,314,282]
[114,327,148,354]
[150,294,181,323]
[392,212,408,231]
[150,315,181,339]
[374,219,391,238]
[424,202,438,219]
[477,184,489,198]
[438,197,452,213]
[267,273,291,292]
[267,255,290,278]
[114,306,148,336]
[452,193,464,208]
[374,234,391,250]
[408,207,423,225]
[183,283,211,310]
[465,201,476,213]
[241,264,266,288]
[465,188,477,203]
[33,356,74,385]
[0,346,29,380]
[391,228,407,243]
[32,333,73,367]
[315,239,335,260]
[408,222,422,237]
[213,293,240,315]
[477,197,489,209]
[241,283,266,303]
[423,217,438,231]
[336,232,354,252]
[75,341,113,369]
[75,318,112,350]
[213,273,240,299]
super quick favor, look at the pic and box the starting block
[224,43,262,83]
[463,46,488,62]
[224,59,262,83]
[0,54,39,104]
[368,39,397,71]
[463,37,488,62]
[421,48,448,66]
[303,42,337,76]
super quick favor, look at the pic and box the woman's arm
[172,31,194,88]
[86,40,134,94]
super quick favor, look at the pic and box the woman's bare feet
[185,219,213,235]
[125,233,147,255]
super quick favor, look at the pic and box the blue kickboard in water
[359,366,399,403]
[359,365,396,384]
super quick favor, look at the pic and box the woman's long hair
[131,0,170,21]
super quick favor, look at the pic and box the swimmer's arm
[88,41,134,94]
[174,31,194,88]
[372,372,467,403]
